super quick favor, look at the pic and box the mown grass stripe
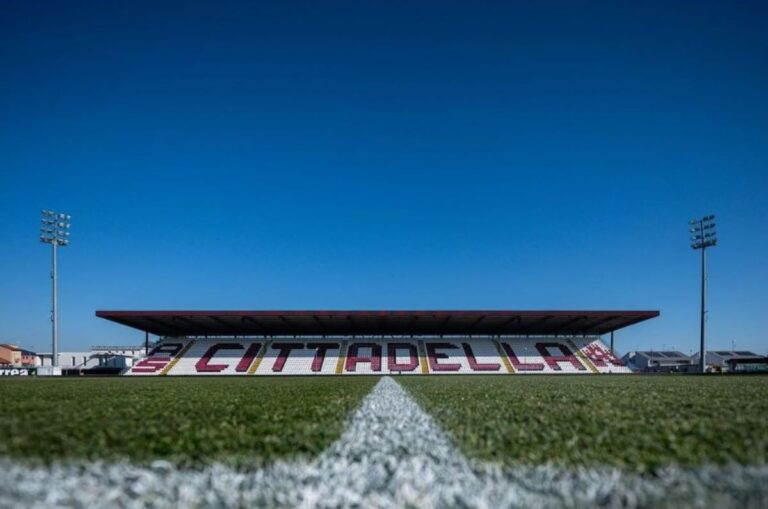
[400,375,768,471]
[0,376,378,465]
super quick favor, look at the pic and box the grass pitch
[2,376,768,508]
[2,375,767,474]
[400,375,768,472]
[0,376,377,466]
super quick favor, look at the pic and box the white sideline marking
[1,377,768,508]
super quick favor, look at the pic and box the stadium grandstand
[96,310,658,376]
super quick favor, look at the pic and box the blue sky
[1,1,766,354]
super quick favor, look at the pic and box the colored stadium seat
[127,337,630,375]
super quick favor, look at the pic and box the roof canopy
[95,310,659,337]
[635,351,690,361]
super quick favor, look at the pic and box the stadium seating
[127,337,630,375]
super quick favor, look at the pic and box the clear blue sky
[1,1,766,355]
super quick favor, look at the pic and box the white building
[37,345,145,370]
[620,351,693,372]
[691,350,764,372]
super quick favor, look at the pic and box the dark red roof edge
[95,309,659,336]
[96,309,659,318]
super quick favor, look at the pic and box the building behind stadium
[622,350,767,373]
[1,345,141,375]
[0,344,37,368]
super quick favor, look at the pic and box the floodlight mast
[39,210,71,368]
[689,214,716,374]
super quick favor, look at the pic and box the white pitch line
[1,377,768,508]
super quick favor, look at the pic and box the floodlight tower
[689,214,716,374]
[40,210,71,368]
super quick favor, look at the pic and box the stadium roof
[95,310,659,337]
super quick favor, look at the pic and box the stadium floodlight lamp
[39,209,72,369]
[688,214,717,374]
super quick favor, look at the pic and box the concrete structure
[621,351,694,372]
[91,345,145,357]
[38,346,142,372]
[38,351,93,368]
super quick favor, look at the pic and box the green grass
[4,375,768,473]
[0,376,378,466]
[399,375,768,472]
